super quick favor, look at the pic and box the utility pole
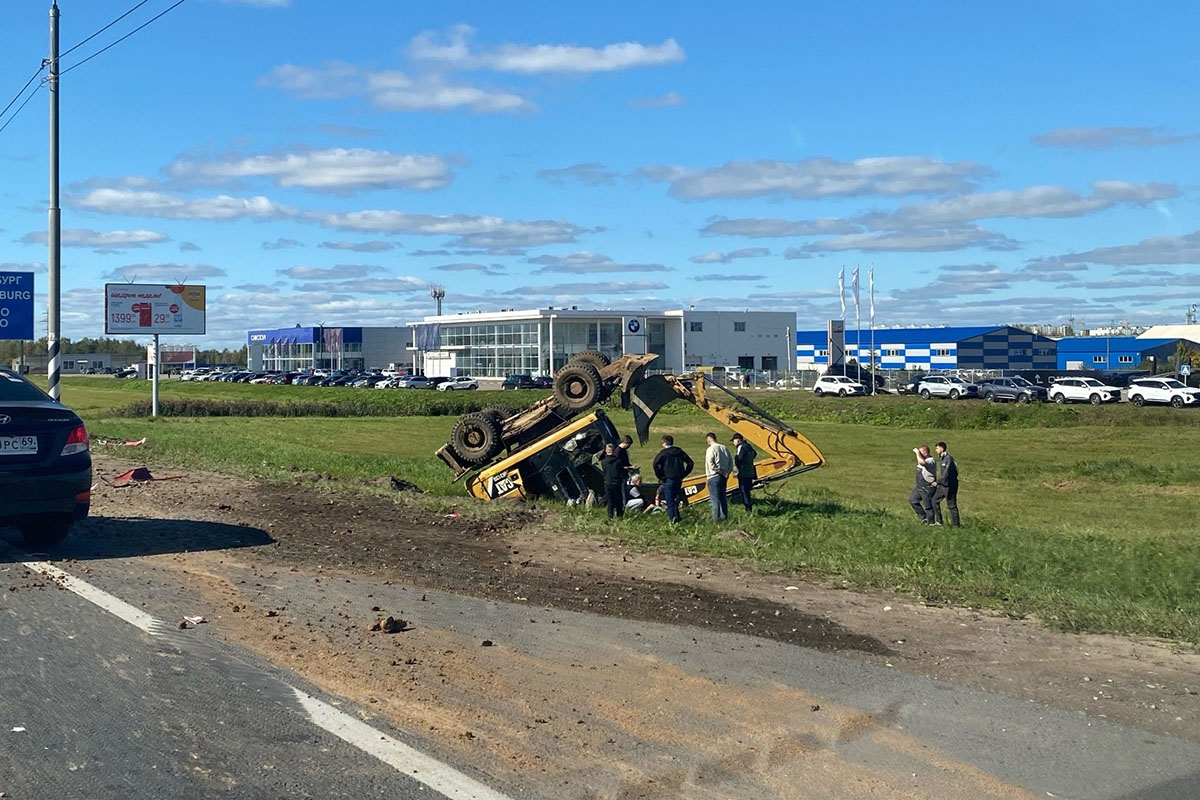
[430,285,445,316]
[47,1,62,401]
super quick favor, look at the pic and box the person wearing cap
[731,433,757,512]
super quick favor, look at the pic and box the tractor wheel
[553,362,602,411]
[450,412,503,465]
[569,350,611,371]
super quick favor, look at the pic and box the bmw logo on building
[626,319,641,334]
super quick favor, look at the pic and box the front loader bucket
[627,374,683,444]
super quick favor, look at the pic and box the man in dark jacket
[731,433,757,512]
[931,441,960,526]
[599,442,626,519]
[908,445,936,523]
[652,434,694,523]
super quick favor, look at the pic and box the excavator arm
[626,373,824,505]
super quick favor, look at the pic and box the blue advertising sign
[0,271,35,341]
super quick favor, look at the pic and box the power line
[60,0,190,76]
[0,64,47,127]
[61,0,154,59]
[0,81,44,137]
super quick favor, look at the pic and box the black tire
[839,388,848,397]
[19,514,73,550]
[949,389,960,400]
[483,405,518,423]
[920,389,931,400]
[450,412,503,464]
[1017,393,1030,405]
[1171,395,1185,409]
[813,388,824,397]
[553,362,602,411]
[984,392,996,403]
[1089,393,1101,406]
[569,350,611,371]
[1053,393,1066,405]
[1131,394,1145,407]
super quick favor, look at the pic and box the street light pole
[47,1,62,401]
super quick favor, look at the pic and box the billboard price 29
[105,284,206,336]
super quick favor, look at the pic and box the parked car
[918,375,979,399]
[812,375,865,397]
[1048,377,1121,405]
[531,376,554,389]
[426,377,450,390]
[394,375,430,389]
[113,368,138,379]
[978,377,1046,404]
[438,376,479,391]
[0,367,92,548]
[1126,377,1200,408]
[896,372,927,395]
[501,374,537,390]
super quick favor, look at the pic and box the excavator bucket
[627,374,682,444]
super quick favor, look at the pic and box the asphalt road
[0,555,506,800]
[4,536,1200,799]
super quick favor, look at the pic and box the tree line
[0,337,246,367]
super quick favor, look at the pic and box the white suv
[1127,377,1200,408]
[812,375,865,397]
[1048,377,1121,405]
[918,375,978,399]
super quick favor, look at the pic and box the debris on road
[481,639,495,647]
[11,726,26,733]
[178,616,207,629]
[369,616,407,633]
[106,466,185,487]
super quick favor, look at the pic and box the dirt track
[32,455,1200,797]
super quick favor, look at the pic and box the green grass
[56,376,1200,644]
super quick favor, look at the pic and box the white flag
[838,267,846,319]
[852,266,860,317]
[869,267,875,323]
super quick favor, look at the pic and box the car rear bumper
[0,463,92,520]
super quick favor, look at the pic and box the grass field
[54,376,1200,643]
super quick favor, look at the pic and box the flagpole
[870,266,876,395]
[853,266,861,384]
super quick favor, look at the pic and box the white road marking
[6,547,513,800]
[293,689,512,800]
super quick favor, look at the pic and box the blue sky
[2,0,1199,346]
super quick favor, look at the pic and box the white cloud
[688,247,769,264]
[262,238,303,250]
[536,163,618,187]
[433,262,506,276]
[103,263,227,282]
[637,156,987,200]
[166,148,454,192]
[21,228,169,251]
[318,240,396,253]
[628,92,684,109]
[694,273,767,282]
[860,181,1179,229]
[179,241,202,252]
[798,225,1019,253]
[409,25,685,74]
[526,251,670,274]
[69,188,294,220]
[258,62,533,113]
[1033,126,1200,149]
[293,276,428,294]
[278,265,384,280]
[316,209,586,251]
[1057,229,1200,266]
[500,280,669,295]
[701,216,862,238]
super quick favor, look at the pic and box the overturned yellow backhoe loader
[436,352,824,507]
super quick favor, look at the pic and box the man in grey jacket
[704,432,734,522]
[931,441,960,526]
[908,445,937,523]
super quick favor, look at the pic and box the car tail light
[61,424,89,456]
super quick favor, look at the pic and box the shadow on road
[1113,772,1200,800]
[0,515,274,561]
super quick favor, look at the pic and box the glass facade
[441,322,541,376]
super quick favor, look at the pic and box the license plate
[0,436,37,455]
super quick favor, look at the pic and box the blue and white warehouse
[795,326,1058,372]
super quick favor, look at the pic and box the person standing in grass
[653,435,694,524]
[909,445,937,523]
[731,433,757,512]
[931,441,960,526]
[617,434,636,503]
[704,432,734,522]
[599,442,626,519]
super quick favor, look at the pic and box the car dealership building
[405,307,796,378]
[794,325,1059,373]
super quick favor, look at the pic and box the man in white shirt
[704,432,734,522]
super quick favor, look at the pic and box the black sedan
[0,368,92,548]
[978,376,1047,404]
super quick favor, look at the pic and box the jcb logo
[683,484,700,497]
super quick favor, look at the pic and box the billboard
[622,316,647,355]
[105,284,206,335]
[827,319,846,366]
[0,271,35,341]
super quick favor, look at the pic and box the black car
[0,368,92,548]
[896,373,927,395]
[501,374,537,390]
[978,376,1047,404]
[531,376,553,389]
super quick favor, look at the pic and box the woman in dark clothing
[599,442,626,518]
